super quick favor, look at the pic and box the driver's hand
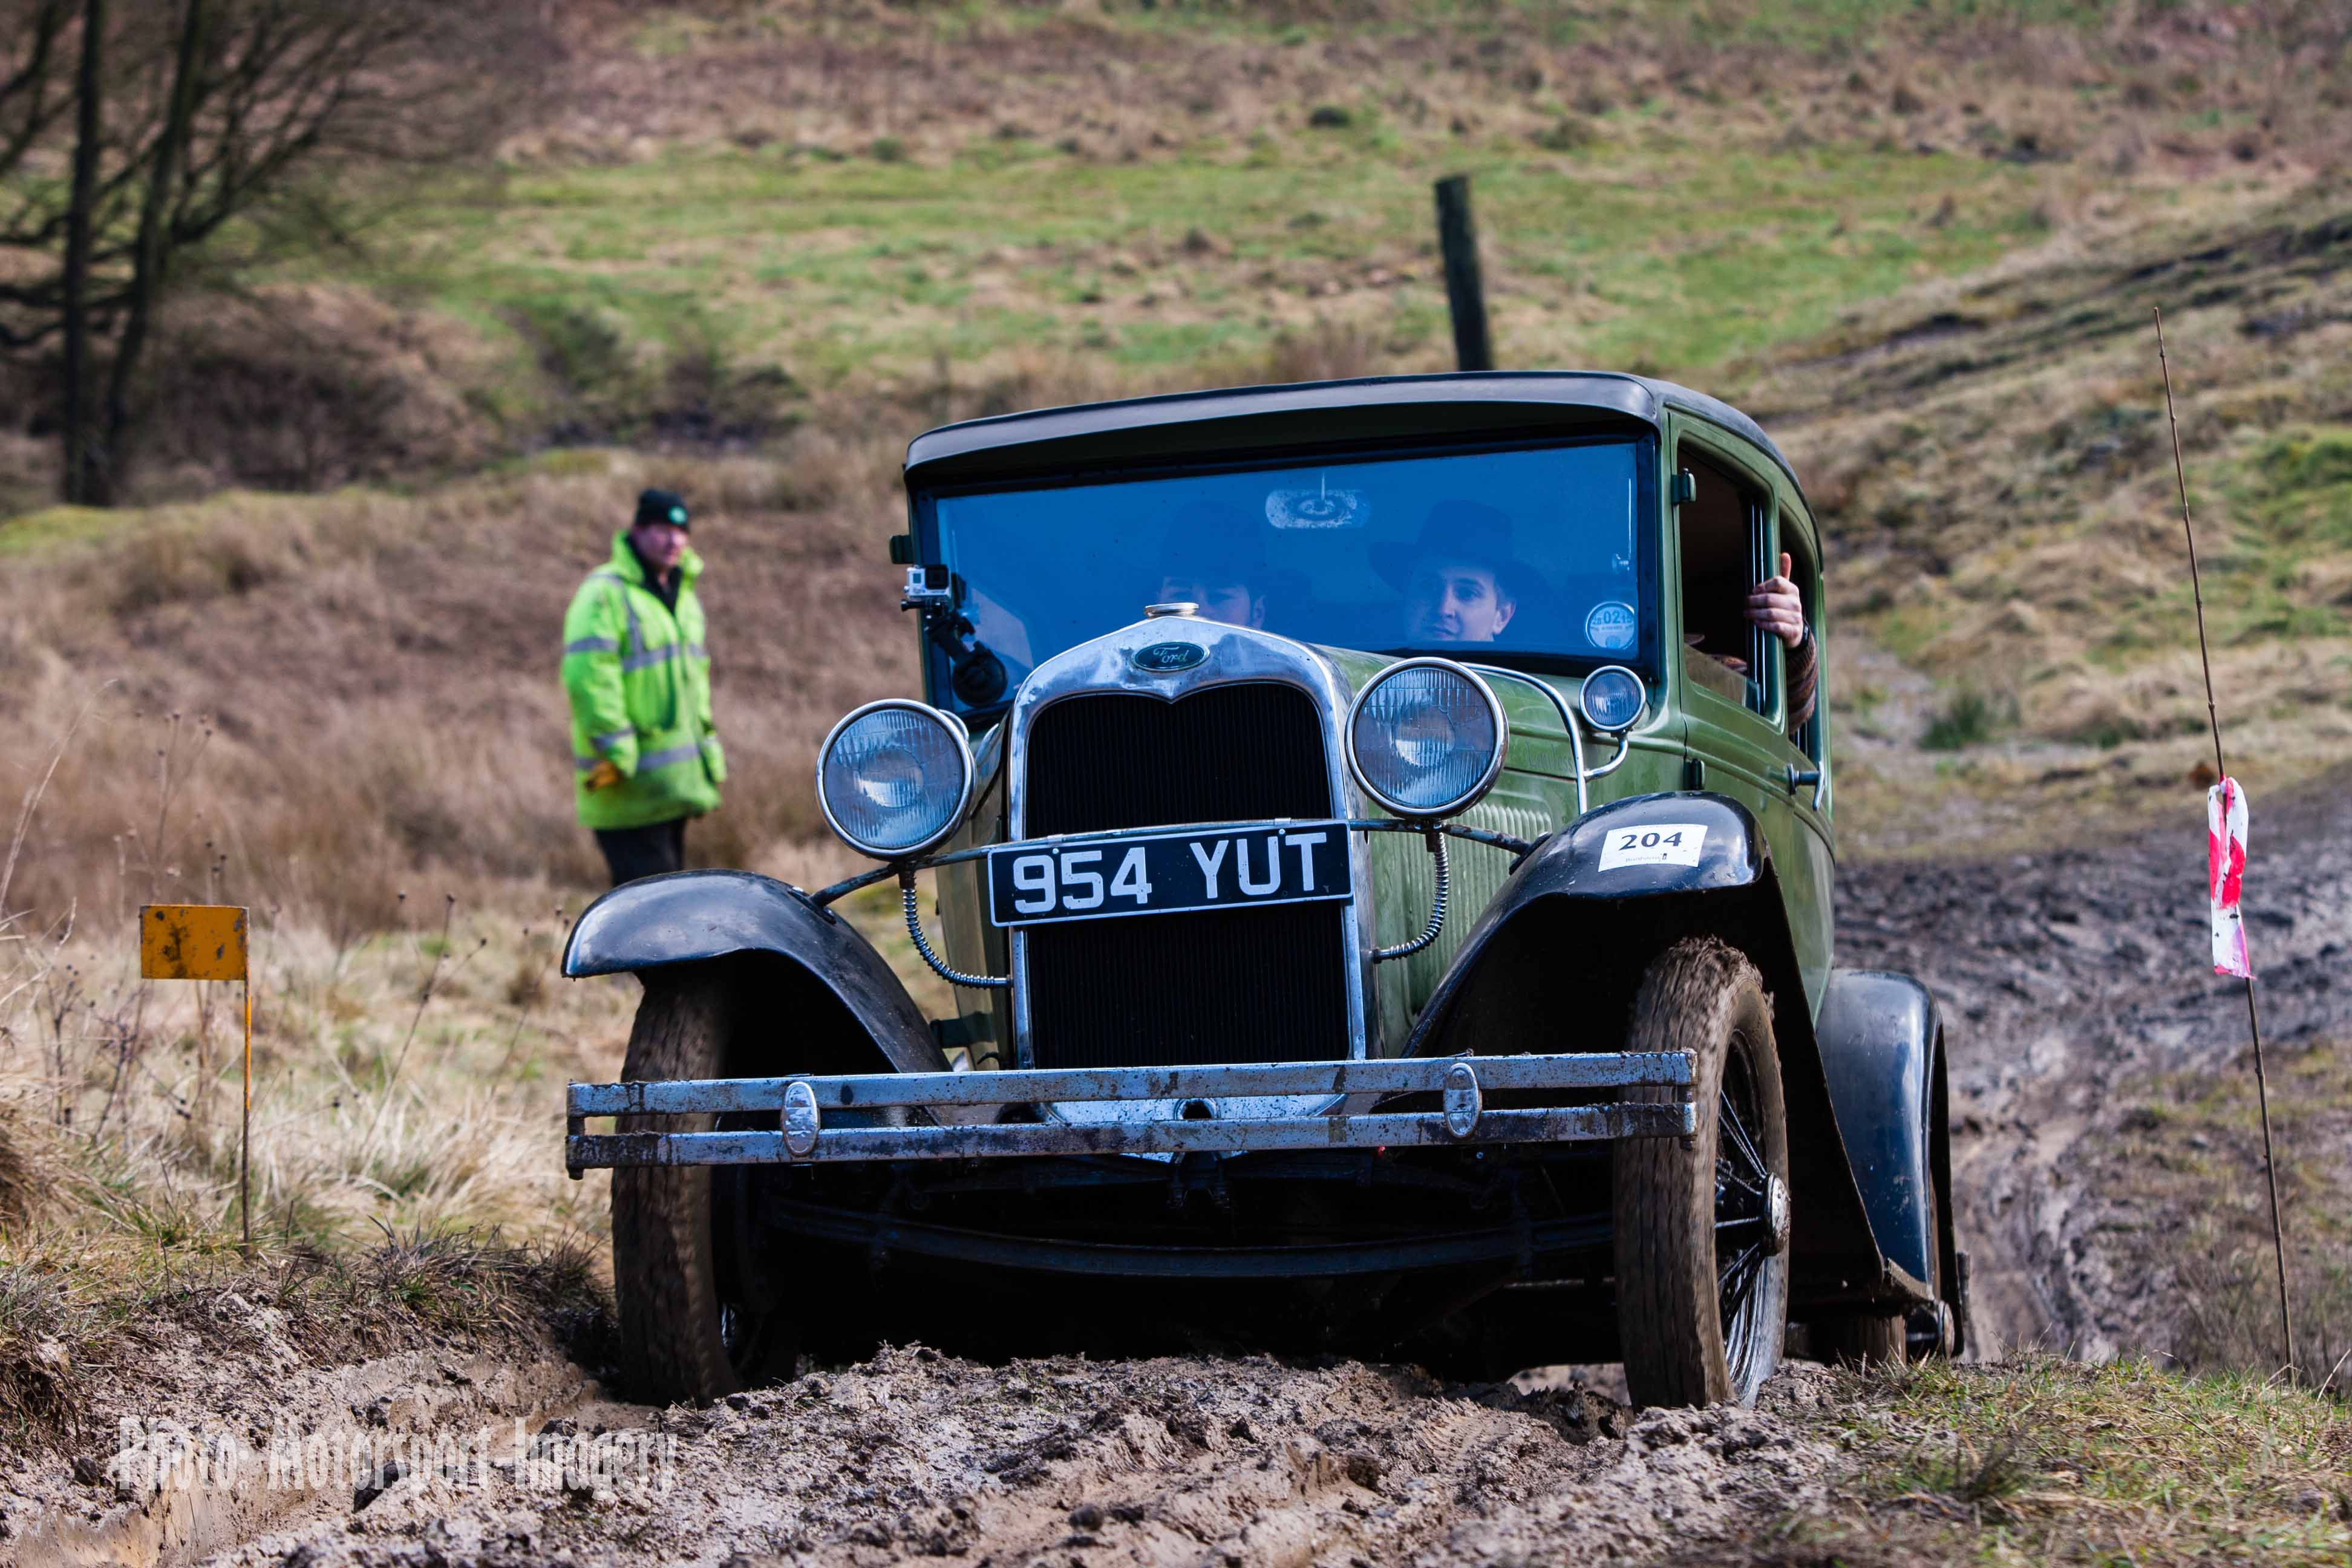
[1746,553,1806,648]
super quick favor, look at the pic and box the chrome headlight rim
[1344,656,1509,822]
[815,697,977,861]
[1577,663,1648,735]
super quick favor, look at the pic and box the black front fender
[1405,793,1779,1061]
[1815,970,1949,1307]
[564,870,949,1078]
[1406,792,1889,1308]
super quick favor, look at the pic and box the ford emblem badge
[1131,641,1207,673]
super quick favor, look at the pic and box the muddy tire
[1613,938,1791,1410]
[612,970,792,1405]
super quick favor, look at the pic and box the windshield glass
[924,437,1653,710]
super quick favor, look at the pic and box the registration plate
[987,822,1352,928]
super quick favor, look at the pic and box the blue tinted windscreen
[930,439,1649,703]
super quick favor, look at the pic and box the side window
[1675,445,1770,720]
[1781,525,1824,761]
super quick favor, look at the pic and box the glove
[582,759,624,791]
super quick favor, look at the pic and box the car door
[1666,418,1831,1013]
[1761,501,1835,1013]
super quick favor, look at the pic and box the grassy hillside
[8,0,2339,501]
[1748,192,2352,851]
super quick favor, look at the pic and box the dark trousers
[595,818,688,887]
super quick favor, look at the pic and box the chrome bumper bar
[564,1052,1694,1173]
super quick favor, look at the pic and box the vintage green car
[563,373,1966,1409]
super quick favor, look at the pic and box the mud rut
[33,783,2351,1568]
[1837,776,2352,1362]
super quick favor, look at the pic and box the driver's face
[1157,574,1263,629]
[1406,560,1515,642]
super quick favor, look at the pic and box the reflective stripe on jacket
[561,533,725,830]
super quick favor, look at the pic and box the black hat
[635,488,690,531]
[1370,500,1543,601]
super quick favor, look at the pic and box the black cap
[635,488,690,531]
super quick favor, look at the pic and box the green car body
[562,371,1959,1408]
[925,385,1837,1064]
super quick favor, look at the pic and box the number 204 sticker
[1597,823,1709,871]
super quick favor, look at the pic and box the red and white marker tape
[2207,777,2252,979]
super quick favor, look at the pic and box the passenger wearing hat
[560,488,727,886]
[1373,500,1540,645]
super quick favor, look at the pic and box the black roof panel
[903,371,1807,505]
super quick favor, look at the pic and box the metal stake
[241,975,252,1255]
[2155,305,2294,1380]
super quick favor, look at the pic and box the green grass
[331,131,2051,397]
[1803,1356,2352,1566]
[2207,425,2352,645]
[1921,686,2017,750]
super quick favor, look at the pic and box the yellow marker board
[140,904,249,982]
[140,903,257,1248]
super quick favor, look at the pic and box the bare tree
[0,0,555,503]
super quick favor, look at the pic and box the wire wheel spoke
[1716,1158,1764,1204]
[1719,1085,1768,1186]
[1718,1240,1766,1367]
[1718,1240,1764,1299]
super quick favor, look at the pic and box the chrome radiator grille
[1021,683,1350,1070]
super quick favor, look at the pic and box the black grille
[1022,684,1349,1070]
[1025,683,1332,835]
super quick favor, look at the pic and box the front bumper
[564,1052,1694,1174]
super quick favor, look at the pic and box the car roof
[902,370,1808,508]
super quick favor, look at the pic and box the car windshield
[924,437,1655,711]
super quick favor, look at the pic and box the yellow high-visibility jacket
[561,534,724,830]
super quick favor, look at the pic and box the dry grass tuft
[0,1080,68,1233]
[2100,1039,2352,1394]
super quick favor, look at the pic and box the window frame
[1777,517,1827,765]
[1671,435,1777,725]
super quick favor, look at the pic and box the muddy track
[1837,773,2352,1359]
[21,783,2350,1568]
[111,1352,1849,1568]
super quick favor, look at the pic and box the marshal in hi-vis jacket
[560,533,725,830]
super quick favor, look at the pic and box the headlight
[817,700,975,860]
[1346,659,1507,820]
[1578,665,1647,733]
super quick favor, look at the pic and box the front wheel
[612,970,797,1404]
[1613,938,1791,1408]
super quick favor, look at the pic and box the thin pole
[240,976,252,1256]
[2155,306,2294,1380]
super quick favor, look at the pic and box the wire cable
[1375,832,1448,962]
[900,874,1008,990]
